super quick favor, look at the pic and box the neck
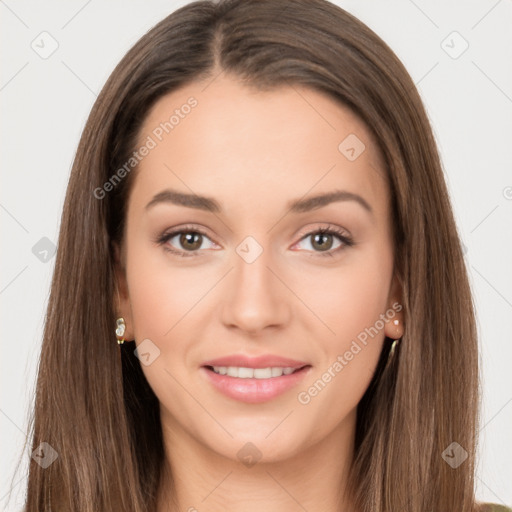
[156,408,357,512]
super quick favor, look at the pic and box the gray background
[1,0,511,509]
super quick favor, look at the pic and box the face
[113,74,403,464]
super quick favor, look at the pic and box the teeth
[211,366,297,378]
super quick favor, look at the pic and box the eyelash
[155,224,354,258]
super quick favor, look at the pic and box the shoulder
[480,504,512,512]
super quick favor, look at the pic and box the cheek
[126,244,217,341]
[293,248,392,411]
[297,248,393,345]
[124,247,210,410]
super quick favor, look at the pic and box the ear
[384,270,404,340]
[112,241,135,341]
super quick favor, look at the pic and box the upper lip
[201,354,310,369]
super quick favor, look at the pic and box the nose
[220,245,291,335]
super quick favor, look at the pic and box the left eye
[293,228,353,255]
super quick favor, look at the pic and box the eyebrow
[145,188,373,215]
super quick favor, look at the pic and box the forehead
[130,75,388,218]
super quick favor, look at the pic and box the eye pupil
[180,232,202,250]
[312,233,333,251]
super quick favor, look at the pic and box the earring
[388,319,402,360]
[388,337,400,358]
[115,317,126,345]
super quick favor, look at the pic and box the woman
[16,0,510,510]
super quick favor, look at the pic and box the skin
[113,73,404,512]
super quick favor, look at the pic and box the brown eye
[310,232,335,252]
[156,227,217,257]
[178,232,203,251]
[293,226,354,257]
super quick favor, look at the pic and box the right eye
[156,226,218,257]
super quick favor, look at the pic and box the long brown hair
[15,0,482,510]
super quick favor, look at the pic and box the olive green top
[483,504,512,512]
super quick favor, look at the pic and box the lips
[201,354,310,370]
[200,365,311,403]
[200,353,312,403]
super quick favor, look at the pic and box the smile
[210,366,299,378]
[201,365,312,403]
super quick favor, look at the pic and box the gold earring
[116,317,126,344]
[388,337,400,358]
[388,319,402,359]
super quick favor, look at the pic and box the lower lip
[200,366,312,404]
